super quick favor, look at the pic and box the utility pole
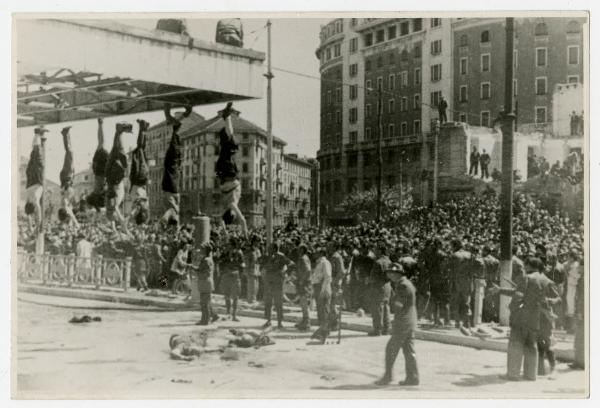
[376,89,383,222]
[265,20,274,247]
[432,120,440,204]
[499,17,516,326]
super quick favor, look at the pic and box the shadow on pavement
[451,373,510,387]
[312,383,421,391]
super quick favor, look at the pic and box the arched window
[481,30,490,43]
[567,20,581,34]
[535,22,548,36]
[459,34,468,47]
[401,48,409,61]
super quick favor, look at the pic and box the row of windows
[365,69,421,92]
[364,19,423,47]
[456,107,548,128]
[365,44,422,71]
[364,120,422,139]
[364,94,421,117]
[458,20,581,48]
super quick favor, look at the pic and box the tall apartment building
[316,17,585,219]
[145,108,314,227]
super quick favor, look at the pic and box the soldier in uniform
[295,243,313,332]
[261,242,294,329]
[354,243,375,312]
[376,263,419,386]
[421,238,450,325]
[369,242,392,336]
[482,246,500,322]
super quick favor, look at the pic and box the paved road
[15,294,587,399]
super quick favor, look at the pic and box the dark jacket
[197,256,215,293]
[162,128,182,194]
[130,130,149,187]
[262,252,293,285]
[215,127,239,182]
[26,143,44,188]
[92,148,109,178]
[392,276,418,332]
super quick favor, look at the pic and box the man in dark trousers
[195,243,219,325]
[450,239,473,332]
[438,95,448,124]
[491,257,561,381]
[129,119,150,225]
[469,146,480,176]
[369,242,392,336]
[162,103,192,226]
[376,262,419,386]
[86,118,109,211]
[24,127,48,232]
[479,149,491,180]
[328,241,346,331]
[261,242,294,329]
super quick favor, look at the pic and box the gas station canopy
[16,19,266,127]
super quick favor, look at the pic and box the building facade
[145,108,314,227]
[316,17,586,220]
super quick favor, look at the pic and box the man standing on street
[376,263,419,386]
[491,257,561,381]
[196,243,219,325]
[450,239,473,333]
[329,241,346,331]
[245,236,262,304]
[295,244,313,332]
[311,246,332,343]
[262,242,294,329]
[369,242,392,336]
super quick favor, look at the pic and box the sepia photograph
[9,7,589,400]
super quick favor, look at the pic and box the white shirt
[311,256,332,294]
[76,239,93,268]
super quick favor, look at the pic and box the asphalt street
[15,293,587,399]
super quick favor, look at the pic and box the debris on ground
[320,375,336,381]
[221,348,241,361]
[248,361,264,368]
[170,378,192,384]
[69,315,102,324]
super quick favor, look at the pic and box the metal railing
[17,251,132,291]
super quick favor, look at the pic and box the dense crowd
[18,188,584,332]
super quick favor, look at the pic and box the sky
[16,17,329,183]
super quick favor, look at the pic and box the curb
[17,284,574,362]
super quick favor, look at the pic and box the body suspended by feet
[129,119,150,225]
[161,103,192,227]
[58,126,79,228]
[24,127,48,233]
[105,122,133,234]
[86,118,109,211]
[216,102,248,237]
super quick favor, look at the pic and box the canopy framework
[16,18,266,127]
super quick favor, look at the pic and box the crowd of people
[18,98,585,383]
[528,150,584,185]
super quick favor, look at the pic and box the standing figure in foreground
[376,263,419,386]
[86,118,109,211]
[369,243,392,336]
[219,238,245,321]
[58,126,79,228]
[261,242,294,329]
[24,127,48,232]
[196,243,219,325]
[216,102,248,237]
[311,246,332,343]
[129,119,151,225]
[295,243,313,332]
[105,122,132,233]
[162,103,192,226]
